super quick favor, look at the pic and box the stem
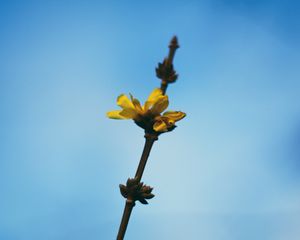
[135,134,157,182]
[160,81,168,95]
[116,36,179,239]
[116,133,158,240]
[116,200,135,240]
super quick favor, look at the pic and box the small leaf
[143,193,155,199]
[119,184,128,198]
[139,199,148,204]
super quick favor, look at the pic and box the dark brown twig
[117,200,135,240]
[135,133,158,182]
[116,36,179,240]
[117,134,157,240]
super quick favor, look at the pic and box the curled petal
[151,96,169,115]
[117,94,135,109]
[160,116,175,127]
[107,110,126,119]
[163,111,186,121]
[153,119,168,132]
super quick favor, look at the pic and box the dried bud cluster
[156,59,178,83]
[156,36,179,85]
[119,178,155,205]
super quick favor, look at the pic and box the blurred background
[0,0,299,239]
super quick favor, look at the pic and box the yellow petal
[148,88,163,101]
[163,111,186,121]
[106,110,126,119]
[119,108,138,119]
[143,100,152,112]
[150,95,169,115]
[117,94,135,109]
[153,119,168,132]
[130,94,143,113]
[144,88,163,111]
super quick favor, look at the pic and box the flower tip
[107,110,125,120]
[106,111,112,118]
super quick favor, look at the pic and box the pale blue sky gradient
[0,1,300,239]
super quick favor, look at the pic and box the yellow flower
[107,88,185,133]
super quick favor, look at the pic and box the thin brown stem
[160,81,168,95]
[116,133,158,239]
[117,200,135,240]
[116,36,179,240]
[135,134,158,182]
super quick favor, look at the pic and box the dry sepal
[119,178,155,204]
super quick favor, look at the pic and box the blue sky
[0,1,299,239]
